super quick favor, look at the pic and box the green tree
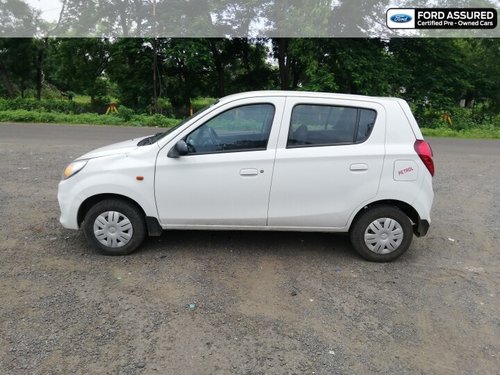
[49,38,111,104]
[457,39,500,111]
[161,39,213,116]
[215,38,274,95]
[389,39,471,110]
[0,0,40,36]
[0,38,37,98]
[293,38,392,95]
[107,38,154,109]
[271,38,304,90]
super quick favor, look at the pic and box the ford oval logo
[390,14,412,23]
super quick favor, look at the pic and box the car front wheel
[83,199,146,255]
[350,206,413,262]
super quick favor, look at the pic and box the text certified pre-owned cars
[58,91,434,262]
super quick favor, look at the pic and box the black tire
[349,206,413,262]
[83,199,146,256]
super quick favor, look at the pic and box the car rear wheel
[83,199,146,255]
[350,206,413,262]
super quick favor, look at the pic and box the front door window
[185,104,275,154]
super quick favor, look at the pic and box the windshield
[136,103,219,146]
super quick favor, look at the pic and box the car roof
[219,90,405,104]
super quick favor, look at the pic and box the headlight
[63,160,88,180]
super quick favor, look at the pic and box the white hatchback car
[58,91,434,261]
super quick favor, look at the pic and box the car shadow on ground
[138,230,358,260]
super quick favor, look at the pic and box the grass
[421,127,500,139]
[0,109,180,127]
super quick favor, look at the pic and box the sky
[25,0,62,22]
[19,0,500,38]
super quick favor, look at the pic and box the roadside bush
[192,97,218,112]
[412,105,500,131]
[116,105,135,121]
[130,114,179,127]
[0,109,180,127]
[156,98,174,117]
[0,97,218,117]
[0,98,98,114]
[421,125,500,139]
[0,109,124,125]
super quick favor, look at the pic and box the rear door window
[287,104,377,147]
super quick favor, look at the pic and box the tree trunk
[241,38,250,73]
[134,0,143,35]
[36,45,44,100]
[20,80,26,98]
[152,38,159,113]
[182,69,191,117]
[118,0,129,37]
[0,61,16,98]
[291,57,301,89]
[276,38,290,90]
[208,40,225,97]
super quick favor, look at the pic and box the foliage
[129,114,179,127]
[0,36,499,138]
[0,109,122,125]
[192,97,218,110]
[0,109,180,127]
[161,39,213,115]
[413,105,500,130]
[458,39,500,112]
[116,105,135,121]
[0,97,98,113]
[106,39,154,110]
[0,38,37,98]
[0,96,217,116]
[421,126,500,139]
[0,0,40,35]
[292,38,392,95]
[47,38,111,104]
[389,39,472,112]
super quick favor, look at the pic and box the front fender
[58,152,158,229]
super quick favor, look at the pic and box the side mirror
[167,140,189,158]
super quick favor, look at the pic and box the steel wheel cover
[364,217,404,254]
[93,211,133,248]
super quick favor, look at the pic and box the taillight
[414,140,434,177]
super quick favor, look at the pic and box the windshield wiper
[137,132,164,146]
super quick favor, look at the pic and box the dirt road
[1,123,499,374]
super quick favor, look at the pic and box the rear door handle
[350,163,368,171]
[240,168,259,176]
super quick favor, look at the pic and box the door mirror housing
[168,140,189,158]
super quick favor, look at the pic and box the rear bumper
[414,219,430,237]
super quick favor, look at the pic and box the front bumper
[57,180,80,230]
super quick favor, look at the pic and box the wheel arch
[77,193,146,227]
[349,199,420,231]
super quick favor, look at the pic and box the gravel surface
[1,123,499,374]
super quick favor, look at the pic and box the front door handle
[350,163,368,171]
[240,168,259,176]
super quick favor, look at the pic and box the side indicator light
[136,176,144,181]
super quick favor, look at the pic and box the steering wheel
[208,127,221,145]
[194,126,221,150]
